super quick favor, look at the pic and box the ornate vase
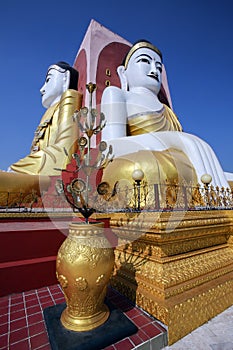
[56,221,115,331]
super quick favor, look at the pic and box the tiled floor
[0,284,167,350]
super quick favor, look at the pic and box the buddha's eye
[46,77,50,83]
[156,66,162,73]
[138,58,150,64]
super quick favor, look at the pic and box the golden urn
[56,221,115,331]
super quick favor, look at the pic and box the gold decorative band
[124,41,162,68]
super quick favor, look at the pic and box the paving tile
[39,295,53,302]
[52,291,64,298]
[9,339,31,350]
[136,328,150,342]
[11,303,25,313]
[10,295,23,305]
[189,326,216,340]
[207,323,233,336]
[53,296,65,304]
[24,290,37,297]
[0,334,8,349]
[51,288,63,296]
[48,285,60,292]
[0,322,8,335]
[210,334,233,343]
[0,314,8,325]
[40,301,55,309]
[9,327,28,344]
[26,299,38,308]
[0,305,8,315]
[125,307,142,319]
[129,333,144,346]
[26,304,42,315]
[134,313,154,328]
[29,332,50,349]
[10,309,26,321]
[210,343,233,350]
[28,321,46,337]
[141,323,162,338]
[27,312,43,325]
[114,338,135,349]
[10,317,27,331]
[25,294,38,302]
[37,290,50,297]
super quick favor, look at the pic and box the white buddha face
[124,48,162,94]
[40,65,70,108]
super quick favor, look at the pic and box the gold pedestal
[0,172,51,206]
[56,221,115,331]
[105,210,233,345]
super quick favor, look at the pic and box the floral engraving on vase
[68,294,96,316]
[56,257,61,267]
[60,239,80,264]
[75,277,88,291]
[96,274,105,286]
[57,274,68,289]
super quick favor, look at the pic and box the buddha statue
[9,61,82,175]
[0,62,82,205]
[101,40,229,191]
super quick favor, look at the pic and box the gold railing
[0,182,232,213]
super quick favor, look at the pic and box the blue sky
[0,0,232,172]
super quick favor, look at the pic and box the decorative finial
[56,83,114,223]
[86,82,96,94]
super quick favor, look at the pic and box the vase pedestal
[43,298,138,350]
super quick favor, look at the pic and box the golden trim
[0,212,73,219]
[124,41,162,68]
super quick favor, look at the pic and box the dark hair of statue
[54,61,79,90]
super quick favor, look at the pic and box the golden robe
[10,89,82,175]
[127,104,183,135]
[102,104,197,208]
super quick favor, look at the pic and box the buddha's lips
[147,74,159,82]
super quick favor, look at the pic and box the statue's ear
[117,65,128,91]
[63,70,70,91]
